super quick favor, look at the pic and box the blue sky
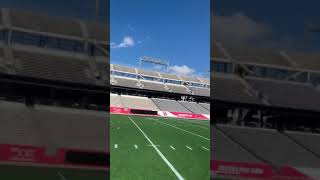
[212,0,320,52]
[111,0,210,77]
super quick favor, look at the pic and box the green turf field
[0,165,108,179]
[110,114,210,180]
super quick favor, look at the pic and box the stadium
[211,41,320,180]
[0,8,109,179]
[109,58,211,179]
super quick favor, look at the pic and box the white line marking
[114,144,118,149]
[170,146,175,150]
[155,120,210,141]
[147,144,160,147]
[134,144,138,149]
[128,116,184,180]
[202,146,209,151]
[186,146,192,150]
[58,172,67,180]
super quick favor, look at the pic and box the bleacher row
[0,8,109,87]
[0,100,108,152]
[212,72,320,111]
[110,94,210,114]
[214,44,320,71]
[110,64,210,96]
[212,42,320,111]
[212,124,320,168]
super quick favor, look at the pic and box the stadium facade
[0,7,109,174]
[211,41,320,180]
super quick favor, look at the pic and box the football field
[110,114,210,180]
[0,165,108,180]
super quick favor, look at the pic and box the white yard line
[154,119,210,141]
[202,146,209,151]
[186,146,192,150]
[128,116,184,180]
[170,146,175,150]
[114,144,118,149]
[147,144,160,147]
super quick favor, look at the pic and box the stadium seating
[113,77,139,88]
[211,125,261,163]
[110,64,210,96]
[13,48,94,84]
[120,95,159,111]
[180,76,201,83]
[138,69,160,77]
[246,77,320,111]
[151,98,191,112]
[160,73,181,80]
[199,103,210,111]
[112,64,136,74]
[110,94,123,107]
[189,86,210,96]
[286,131,320,156]
[140,80,168,92]
[213,73,262,104]
[166,84,191,94]
[0,100,108,151]
[219,125,320,168]
[179,101,209,114]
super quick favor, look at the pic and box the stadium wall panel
[211,160,313,180]
[0,144,108,168]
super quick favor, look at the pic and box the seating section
[14,50,93,84]
[179,101,209,114]
[218,125,320,168]
[166,84,191,94]
[189,87,210,96]
[140,80,167,92]
[287,131,320,156]
[110,64,210,96]
[160,73,181,80]
[110,95,210,114]
[113,77,139,89]
[138,69,160,77]
[110,94,123,107]
[0,100,108,151]
[152,98,190,112]
[246,77,320,111]
[120,95,159,111]
[199,103,210,111]
[112,64,136,74]
[180,76,201,82]
[213,74,261,104]
[211,125,261,163]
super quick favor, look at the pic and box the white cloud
[213,12,272,46]
[111,36,135,48]
[168,65,195,76]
